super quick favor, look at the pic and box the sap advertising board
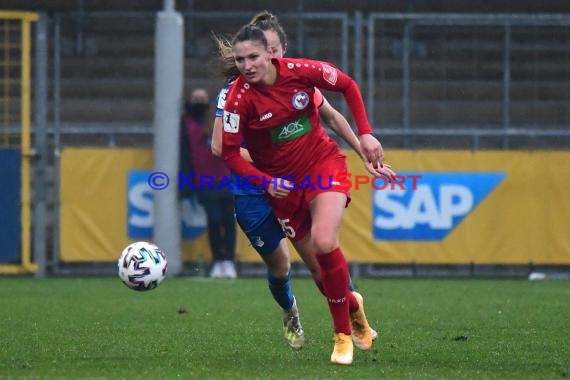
[127,171,206,239]
[373,172,505,241]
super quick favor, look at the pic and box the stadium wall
[59,148,570,265]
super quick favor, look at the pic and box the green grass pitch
[1,277,569,379]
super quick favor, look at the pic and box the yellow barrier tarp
[60,148,252,262]
[343,150,570,264]
[60,148,570,264]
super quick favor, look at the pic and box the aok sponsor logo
[271,114,311,142]
[373,172,505,241]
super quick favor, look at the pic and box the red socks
[316,247,351,335]
[314,273,359,314]
[347,291,359,314]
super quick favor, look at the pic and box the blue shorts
[234,194,285,256]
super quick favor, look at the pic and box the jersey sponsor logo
[373,172,505,241]
[321,63,338,85]
[291,91,310,110]
[259,112,273,121]
[223,111,240,133]
[271,114,311,143]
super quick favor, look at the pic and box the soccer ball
[117,241,168,291]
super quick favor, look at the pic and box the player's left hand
[359,134,384,168]
[359,133,386,168]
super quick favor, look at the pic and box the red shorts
[268,155,351,242]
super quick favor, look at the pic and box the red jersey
[221,57,372,186]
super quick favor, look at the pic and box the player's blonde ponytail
[212,32,240,78]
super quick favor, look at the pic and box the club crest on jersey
[223,111,239,133]
[292,91,310,110]
[321,63,338,85]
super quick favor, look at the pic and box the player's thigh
[309,191,347,252]
[234,195,286,256]
[268,192,311,243]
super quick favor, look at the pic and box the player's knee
[268,261,290,279]
[311,231,339,254]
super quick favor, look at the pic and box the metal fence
[47,10,349,147]
[42,10,570,150]
[0,11,39,274]
[11,10,570,275]
[366,13,570,149]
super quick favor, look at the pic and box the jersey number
[278,218,296,239]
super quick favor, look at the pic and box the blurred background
[1,0,569,278]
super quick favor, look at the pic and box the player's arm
[221,112,290,198]
[318,95,361,157]
[211,115,253,162]
[296,58,394,177]
[211,115,224,156]
[318,96,381,176]
[220,103,273,188]
[211,84,253,162]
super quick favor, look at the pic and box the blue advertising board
[0,149,21,263]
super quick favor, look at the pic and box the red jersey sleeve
[284,58,373,135]
[221,82,273,187]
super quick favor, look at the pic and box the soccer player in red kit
[221,25,395,365]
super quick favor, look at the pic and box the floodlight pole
[153,1,184,275]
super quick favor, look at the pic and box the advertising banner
[60,148,570,264]
[60,148,252,262]
[0,149,21,263]
[342,150,570,264]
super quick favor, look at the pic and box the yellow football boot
[330,332,354,365]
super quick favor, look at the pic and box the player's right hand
[365,161,396,179]
[267,178,293,199]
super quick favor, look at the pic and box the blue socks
[266,271,354,310]
[267,271,294,311]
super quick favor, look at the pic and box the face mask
[186,102,209,123]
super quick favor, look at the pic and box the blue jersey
[216,79,263,196]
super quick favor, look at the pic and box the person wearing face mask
[180,88,237,279]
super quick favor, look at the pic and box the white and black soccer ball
[118,241,168,291]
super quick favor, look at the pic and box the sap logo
[127,170,206,239]
[373,172,505,241]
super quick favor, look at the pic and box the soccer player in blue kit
[211,11,380,351]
